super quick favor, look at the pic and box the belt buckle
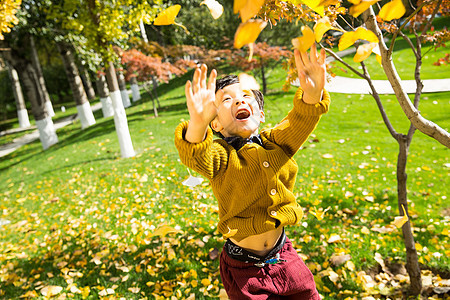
[254,253,286,268]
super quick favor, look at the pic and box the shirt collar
[224,134,263,151]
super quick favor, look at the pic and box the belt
[224,230,287,267]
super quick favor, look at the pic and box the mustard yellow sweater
[175,88,330,242]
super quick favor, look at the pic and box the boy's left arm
[267,45,330,156]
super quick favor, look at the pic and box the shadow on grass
[0,227,222,299]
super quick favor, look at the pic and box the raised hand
[294,44,326,104]
[185,64,218,143]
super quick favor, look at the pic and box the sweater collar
[223,134,263,151]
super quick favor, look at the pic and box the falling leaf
[154,5,189,34]
[152,225,183,237]
[154,5,181,25]
[234,0,264,23]
[292,26,315,53]
[223,226,238,239]
[201,0,223,19]
[338,27,378,51]
[353,42,377,62]
[302,0,325,16]
[238,73,260,90]
[182,175,204,187]
[378,0,406,21]
[41,286,63,297]
[234,19,267,49]
[349,0,379,18]
[313,17,343,42]
[392,204,409,228]
[309,206,330,220]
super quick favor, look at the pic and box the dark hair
[215,75,264,111]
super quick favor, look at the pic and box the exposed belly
[229,227,284,257]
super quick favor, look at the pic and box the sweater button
[270,211,277,216]
[263,161,270,168]
[270,189,277,195]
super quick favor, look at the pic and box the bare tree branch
[364,7,450,148]
[360,61,401,140]
[323,48,368,80]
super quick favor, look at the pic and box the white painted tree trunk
[131,84,140,102]
[77,101,96,129]
[121,89,131,108]
[100,96,114,118]
[17,109,31,128]
[45,101,55,117]
[36,116,58,150]
[110,90,135,158]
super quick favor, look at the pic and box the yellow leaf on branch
[313,17,343,42]
[353,42,377,62]
[200,0,223,19]
[301,0,325,16]
[349,0,379,18]
[338,27,378,51]
[292,26,315,53]
[392,204,409,228]
[234,0,264,23]
[378,0,406,21]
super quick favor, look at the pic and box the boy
[175,45,330,299]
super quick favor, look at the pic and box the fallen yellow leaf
[292,26,315,53]
[201,0,223,19]
[310,206,330,221]
[152,225,183,237]
[378,0,406,21]
[41,286,63,297]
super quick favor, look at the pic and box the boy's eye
[223,97,232,102]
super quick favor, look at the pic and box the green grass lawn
[0,65,449,299]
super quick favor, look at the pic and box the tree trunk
[130,76,141,102]
[397,135,422,296]
[6,61,31,128]
[105,61,135,158]
[95,74,114,118]
[79,64,96,100]
[57,41,95,129]
[29,36,55,117]
[117,71,131,108]
[260,58,267,95]
[2,39,58,149]
[364,8,450,148]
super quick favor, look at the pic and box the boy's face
[211,83,265,138]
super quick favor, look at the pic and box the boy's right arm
[175,64,228,179]
[185,64,219,143]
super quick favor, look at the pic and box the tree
[0,0,21,41]
[5,61,30,128]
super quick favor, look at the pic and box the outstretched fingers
[294,49,307,88]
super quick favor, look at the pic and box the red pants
[220,237,320,300]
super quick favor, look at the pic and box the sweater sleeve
[174,121,228,179]
[265,87,330,157]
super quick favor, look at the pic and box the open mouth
[235,108,251,120]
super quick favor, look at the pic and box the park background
[0,0,449,299]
